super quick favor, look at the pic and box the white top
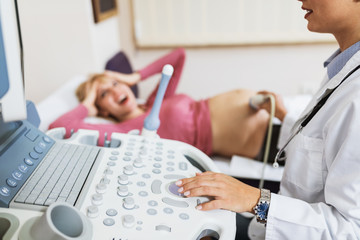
[251,50,360,239]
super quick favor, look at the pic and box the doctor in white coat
[176,0,360,239]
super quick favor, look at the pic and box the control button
[91,194,103,205]
[106,208,118,217]
[151,180,162,194]
[6,178,17,188]
[118,175,129,185]
[148,200,158,207]
[43,136,52,143]
[179,213,190,220]
[34,145,44,154]
[136,227,142,231]
[168,150,175,154]
[100,177,110,185]
[87,206,99,218]
[117,185,129,197]
[147,209,157,215]
[29,152,39,160]
[163,208,174,214]
[168,182,184,197]
[142,174,151,179]
[156,225,171,232]
[122,215,135,228]
[0,186,10,197]
[166,167,174,172]
[166,161,175,166]
[123,157,131,161]
[111,150,120,155]
[25,130,38,141]
[107,161,116,167]
[109,156,118,161]
[164,174,186,180]
[152,169,161,174]
[154,157,162,162]
[162,197,189,208]
[38,141,46,149]
[24,158,34,166]
[167,155,175,159]
[123,197,135,210]
[104,168,113,175]
[96,183,107,194]
[125,152,133,156]
[138,191,148,197]
[103,218,115,226]
[12,171,23,181]
[155,151,162,155]
[136,181,145,187]
[18,164,29,173]
[123,165,134,175]
[179,162,188,171]
[153,163,161,168]
[133,158,143,168]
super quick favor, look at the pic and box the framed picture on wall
[92,0,118,23]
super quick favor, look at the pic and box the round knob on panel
[91,193,103,206]
[87,205,99,218]
[96,183,107,194]
[117,185,129,197]
[118,174,129,185]
[123,197,135,210]
[123,165,134,175]
[133,158,143,168]
[122,215,135,228]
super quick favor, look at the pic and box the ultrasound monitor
[0,0,26,123]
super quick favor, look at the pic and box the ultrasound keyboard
[13,143,99,207]
[46,128,236,240]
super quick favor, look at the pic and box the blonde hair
[76,73,108,102]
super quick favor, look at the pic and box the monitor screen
[0,0,26,122]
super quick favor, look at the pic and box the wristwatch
[253,188,271,224]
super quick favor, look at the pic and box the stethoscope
[273,65,360,168]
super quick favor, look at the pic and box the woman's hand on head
[82,81,99,117]
[176,172,260,213]
[256,90,287,122]
[104,70,141,86]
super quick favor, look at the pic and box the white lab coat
[249,50,360,239]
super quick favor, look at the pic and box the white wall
[19,0,339,105]
[118,0,338,100]
[18,0,121,103]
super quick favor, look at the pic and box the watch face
[258,202,269,212]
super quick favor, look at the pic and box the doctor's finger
[176,171,215,186]
[183,185,223,198]
[196,199,226,211]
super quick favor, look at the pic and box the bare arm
[81,81,99,117]
[104,70,141,86]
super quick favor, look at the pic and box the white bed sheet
[36,76,312,182]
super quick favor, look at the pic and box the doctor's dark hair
[76,73,109,102]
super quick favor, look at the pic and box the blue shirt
[324,41,360,79]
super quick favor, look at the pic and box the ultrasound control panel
[47,128,236,240]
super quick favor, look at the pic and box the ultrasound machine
[0,1,235,239]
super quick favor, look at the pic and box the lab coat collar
[317,48,360,101]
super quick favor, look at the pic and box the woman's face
[95,78,137,120]
[298,0,360,36]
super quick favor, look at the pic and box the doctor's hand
[176,172,260,213]
[256,90,287,122]
[104,70,141,86]
[82,81,99,117]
